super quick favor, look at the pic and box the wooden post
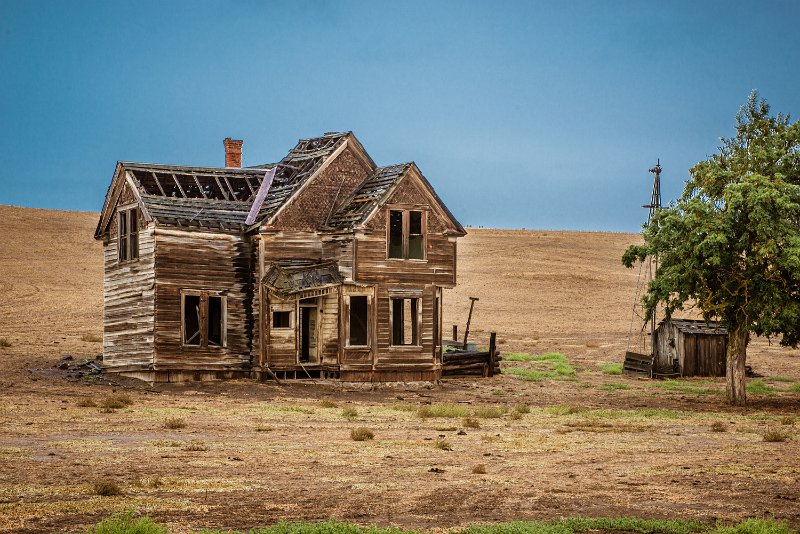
[488,332,496,377]
[462,297,479,349]
[452,324,458,342]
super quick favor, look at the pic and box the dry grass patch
[319,399,337,408]
[474,406,508,419]
[434,438,452,451]
[76,397,97,408]
[513,403,531,414]
[91,479,122,496]
[710,421,727,432]
[80,333,103,342]
[779,416,795,425]
[0,338,11,348]
[762,429,790,443]
[350,428,374,441]
[163,417,186,430]
[472,464,487,474]
[255,424,274,432]
[545,405,586,416]
[341,407,358,420]
[183,440,209,451]
[463,417,481,429]
[391,402,417,412]
[101,393,133,412]
[417,403,471,419]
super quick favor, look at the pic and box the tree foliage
[623,92,800,404]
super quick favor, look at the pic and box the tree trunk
[726,327,748,406]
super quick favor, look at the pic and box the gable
[362,165,465,236]
[266,143,374,231]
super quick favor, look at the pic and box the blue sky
[1,1,798,232]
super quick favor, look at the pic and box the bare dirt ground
[0,205,798,533]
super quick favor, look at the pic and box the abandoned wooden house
[94,132,466,382]
[652,319,727,377]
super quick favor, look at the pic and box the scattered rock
[457,430,467,435]
[429,467,445,473]
[61,355,73,361]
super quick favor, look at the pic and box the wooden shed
[652,319,727,377]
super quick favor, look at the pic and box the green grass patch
[83,512,166,534]
[504,352,535,361]
[83,516,796,534]
[769,376,796,383]
[747,380,776,395]
[601,383,630,391]
[600,363,623,375]
[506,368,577,382]
[790,383,800,393]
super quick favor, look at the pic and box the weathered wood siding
[654,320,726,377]
[266,294,296,369]
[153,228,254,370]
[103,212,155,371]
[322,237,354,281]
[374,284,437,371]
[340,285,375,368]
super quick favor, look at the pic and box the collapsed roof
[95,131,463,237]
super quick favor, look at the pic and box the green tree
[623,92,800,405]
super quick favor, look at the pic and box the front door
[299,298,318,364]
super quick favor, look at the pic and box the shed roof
[664,319,728,335]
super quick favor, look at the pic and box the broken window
[388,210,404,258]
[387,209,425,260]
[408,211,423,259]
[391,297,419,346]
[349,296,368,346]
[118,206,139,262]
[272,311,290,329]
[207,296,223,347]
[182,291,226,348]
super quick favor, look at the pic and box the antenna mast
[627,160,662,355]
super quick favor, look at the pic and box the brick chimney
[223,138,243,168]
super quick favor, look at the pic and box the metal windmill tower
[627,160,662,355]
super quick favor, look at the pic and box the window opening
[273,311,290,328]
[349,296,368,346]
[391,297,419,346]
[389,210,403,258]
[183,295,201,346]
[118,207,139,262]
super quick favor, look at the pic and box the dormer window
[118,206,139,262]
[388,209,426,260]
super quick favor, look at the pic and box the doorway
[299,298,318,363]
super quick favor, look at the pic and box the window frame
[386,207,427,261]
[345,294,371,349]
[180,290,227,349]
[271,310,292,330]
[117,204,140,264]
[389,295,422,348]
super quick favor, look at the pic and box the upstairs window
[387,209,425,260]
[391,297,420,346]
[182,291,226,348]
[118,207,139,262]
